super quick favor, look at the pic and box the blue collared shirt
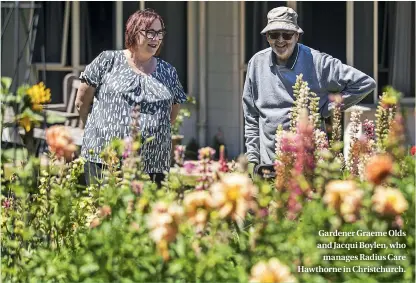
[242,43,376,164]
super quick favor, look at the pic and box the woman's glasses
[267,31,295,41]
[141,29,166,40]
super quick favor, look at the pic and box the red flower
[410,146,416,156]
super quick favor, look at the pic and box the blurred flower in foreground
[250,258,297,283]
[147,201,184,261]
[365,154,393,185]
[323,180,363,222]
[183,190,212,233]
[372,186,408,217]
[209,173,257,226]
[46,125,77,160]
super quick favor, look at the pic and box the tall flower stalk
[347,110,362,176]
[274,110,316,219]
[308,90,321,130]
[329,95,343,148]
[195,147,215,190]
[375,87,400,151]
[289,74,310,132]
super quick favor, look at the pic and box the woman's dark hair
[125,9,165,56]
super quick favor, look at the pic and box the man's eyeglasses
[140,29,166,40]
[267,31,295,41]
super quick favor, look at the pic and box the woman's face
[136,19,164,57]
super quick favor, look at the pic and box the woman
[75,9,187,186]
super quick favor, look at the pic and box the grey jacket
[242,43,376,165]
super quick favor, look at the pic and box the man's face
[266,30,299,62]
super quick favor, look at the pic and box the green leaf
[1,77,12,94]
[16,108,39,119]
[17,84,30,97]
[168,262,183,274]
[2,148,28,161]
[1,94,19,104]
[79,263,99,275]
[46,112,67,124]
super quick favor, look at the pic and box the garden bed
[1,76,414,282]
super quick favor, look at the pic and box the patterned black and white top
[79,50,187,173]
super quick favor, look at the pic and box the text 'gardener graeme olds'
[318,230,406,237]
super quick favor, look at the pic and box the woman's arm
[171,104,180,124]
[75,82,95,129]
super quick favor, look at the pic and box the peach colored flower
[147,201,184,260]
[324,180,363,222]
[250,258,297,283]
[89,218,100,228]
[209,173,257,226]
[340,189,364,223]
[183,190,212,232]
[365,154,393,185]
[372,187,408,216]
[99,205,112,218]
[324,180,357,210]
[46,126,77,160]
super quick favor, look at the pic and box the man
[242,6,376,175]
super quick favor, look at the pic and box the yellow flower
[26,82,51,111]
[381,94,397,107]
[372,187,408,216]
[209,173,258,225]
[18,116,32,132]
[380,87,401,108]
[250,258,297,283]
